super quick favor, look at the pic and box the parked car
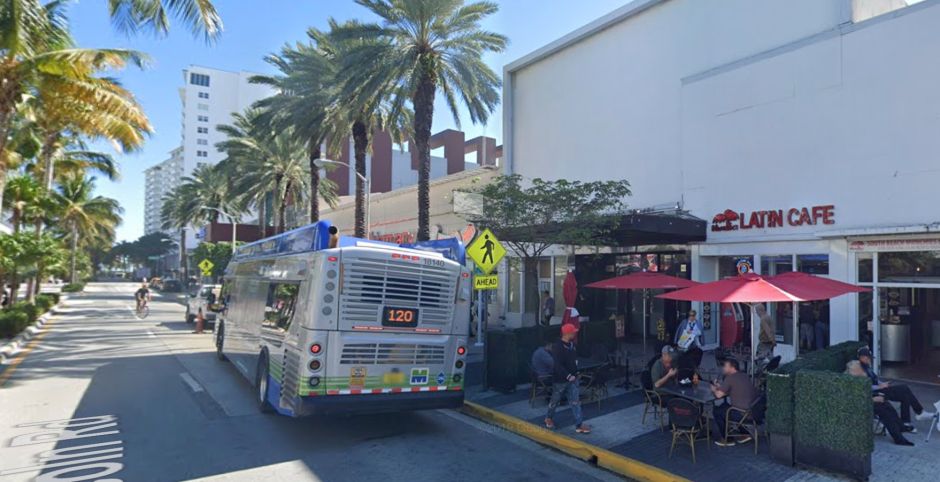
[186,284,221,324]
[161,279,182,292]
[149,277,163,290]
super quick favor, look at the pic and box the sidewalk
[466,357,940,482]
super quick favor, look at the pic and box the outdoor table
[576,358,607,373]
[658,382,719,405]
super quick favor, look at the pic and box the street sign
[473,275,499,290]
[466,228,505,275]
[198,259,214,276]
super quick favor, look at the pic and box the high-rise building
[143,147,183,235]
[142,66,274,243]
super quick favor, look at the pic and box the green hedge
[61,282,85,293]
[767,340,867,436]
[12,302,39,323]
[794,370,873,456]
[0,310,30,338]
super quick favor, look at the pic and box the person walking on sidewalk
[545,324,591,434]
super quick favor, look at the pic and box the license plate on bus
[381,306,419,328]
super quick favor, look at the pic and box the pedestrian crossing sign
[198,259,214,276]
[466,229,505,275]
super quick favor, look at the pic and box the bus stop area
[463,345,940,482]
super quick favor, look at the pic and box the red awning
[585,271,699,290]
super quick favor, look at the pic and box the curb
[0,295,68,365]
[460,401,690,482]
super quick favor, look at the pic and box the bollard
[195,311,204,334]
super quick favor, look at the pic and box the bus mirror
[328,226,339,249]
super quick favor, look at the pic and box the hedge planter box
[793,370,872,480]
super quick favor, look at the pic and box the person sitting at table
[531,342,554,380]
[857,346,935,431]
[846,360,914,446]
[650,346,678,400]
[710,359,757,447]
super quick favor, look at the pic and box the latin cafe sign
[711,205,835,232]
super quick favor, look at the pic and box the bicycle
[135,300,150,319]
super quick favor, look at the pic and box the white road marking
[179,372,205,393]
[146,330,155,338]
[2,415,125,481]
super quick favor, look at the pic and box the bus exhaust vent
[340,343,446,365]
[341,257,457,326]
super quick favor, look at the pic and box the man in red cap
[545,323,591,434]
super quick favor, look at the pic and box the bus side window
[263,283,301,332]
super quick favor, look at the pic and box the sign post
[467,229,506,347]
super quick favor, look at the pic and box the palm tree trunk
[278,180,291,233]
[39,134,58,191]
[309,143,321,223]
[69,225,79,284]
[413,71,437,241]
[273,175,283,234]
[257,195,267,237]
[0,169,8,223]
[179,229,188,284]
[352,120,369,238]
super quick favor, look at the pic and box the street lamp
[313,158,370,239]
[200,206,238,254]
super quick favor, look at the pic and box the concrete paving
[0,282,621,482]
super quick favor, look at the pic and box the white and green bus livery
[216,220,471,416]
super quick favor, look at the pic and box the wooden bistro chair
[578,365,610,409]
[667,398,704,464]
[529,365,552,407]
[724,393,767,454]
[640,370,666,430]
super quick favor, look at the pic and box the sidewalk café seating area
[476,326,940,481]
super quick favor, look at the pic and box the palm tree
[330,0,506,240]
[50,176,122,283]
[0,0,146,210]
[160,186,195,283]
[251,32,341,225]
[107,0,223,41]
[216,109,338,233]
[3,175,44,233]
[177,163,241,223]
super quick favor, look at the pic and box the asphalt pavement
[0,282,621,482]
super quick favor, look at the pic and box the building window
[197,127,208,134]
[190,73,210,87]
[196,150,208,157]
[196,162,207,168]
[197,103,209,111]
[263,283,300,332]
[797,254,829,275]
[197,115,209,122]
[198,92,209,99]
[197,139,208,146]
[878,251,940,283]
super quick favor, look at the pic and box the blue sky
[67,0,628,241]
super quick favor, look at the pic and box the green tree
[191,241,239,282]
[462,174,631,315]
[51,176,123,283]
[2,175,44,233]
[107,0,223,41]
[160,185,196,282]
[331,0,506,240]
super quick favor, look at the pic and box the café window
[508,257,521,313]
[878,251,940,283]
[761,255,793,276]
[263,283,300,332]
[857,252,874,283]
[798,254,829,275]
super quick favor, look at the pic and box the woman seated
[846,360,914,446]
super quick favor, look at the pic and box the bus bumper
[296,390,464,416]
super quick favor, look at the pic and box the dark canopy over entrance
[494,212,706,247]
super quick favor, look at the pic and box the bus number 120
[382,307,419,328]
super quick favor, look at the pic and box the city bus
[216,220,471,416]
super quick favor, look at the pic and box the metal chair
[529,365,552,407]
[640,370,666,430]
[667,398,704,463]
[724,393,767,454]
[579,366,610,409]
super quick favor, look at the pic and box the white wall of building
[144,147,183,235]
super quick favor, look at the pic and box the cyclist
[135,283,151,313]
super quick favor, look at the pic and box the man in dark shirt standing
[711,359,757,446]
[545,324,591,434]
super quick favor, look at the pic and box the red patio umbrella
[657,273,869,372]
[562,271,579,329]
[766,271,871,300]
[586,271,700,355]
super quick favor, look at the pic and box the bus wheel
[255,353,275,414]
[215,323,227,362]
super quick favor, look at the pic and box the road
[0,283,620,482]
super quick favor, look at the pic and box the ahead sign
[473,275,498,290]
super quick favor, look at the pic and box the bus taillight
[309,376,321,387]
[310,343,322,354]
[309,359,321,371]
[456,346,466,356]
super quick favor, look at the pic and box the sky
[67,0,630,241]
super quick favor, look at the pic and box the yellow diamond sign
[198,259,214,276]
[466,229,505,275]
